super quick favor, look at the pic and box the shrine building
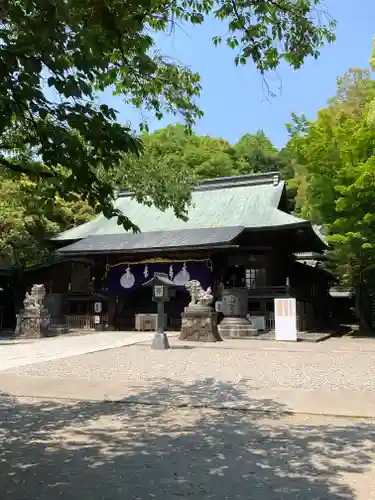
[18,172,334,333]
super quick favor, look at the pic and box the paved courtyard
[1,333,375,499]
[6,335,375,391]
[1,396,375,499]
[2,335,375,416]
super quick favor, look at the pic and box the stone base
[151,332,170,350]
[218,317,258,339]
[180,307,222,342]
[16,312,51,339]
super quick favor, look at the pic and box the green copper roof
[55,172,310,242]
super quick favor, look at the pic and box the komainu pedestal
[15,284,51,339]
[179,280,222,342]
[180,306,222,342]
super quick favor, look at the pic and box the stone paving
[2,336,375,498]
[1,396,374,500]
[0,330,158,370]
[7,336,375,392]
[2,335,375,417]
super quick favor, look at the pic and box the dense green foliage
[0,174,94,266]
[0,125,291,265]
[130,125,293,180]
[367,36,375,126]
[0,0,334,229]
[286,66,375,330]
[287,69,375,284]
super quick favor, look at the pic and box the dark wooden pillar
[107,296,117,330]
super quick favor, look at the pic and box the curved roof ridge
[118,172,282,198]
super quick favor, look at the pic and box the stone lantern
[143,273,178,350]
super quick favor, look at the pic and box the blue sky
[101,0,375,149]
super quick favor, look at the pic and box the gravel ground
[7,336,375,392]
[1,395,374,500]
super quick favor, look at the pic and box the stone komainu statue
[16,283,50,338]
[185,280,214,307]
[23,284,46,312]
[180,280,222,342]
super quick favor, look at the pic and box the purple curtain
[108,261,213,296]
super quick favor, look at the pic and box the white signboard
[274,298,297,341]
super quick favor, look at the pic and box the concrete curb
[1,374,374,420]
[1,393,373,420]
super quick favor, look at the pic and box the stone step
[48,324,69,335]
[219,328,259,338]
[218,316,259,339]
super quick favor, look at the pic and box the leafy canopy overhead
[0,0,335,229]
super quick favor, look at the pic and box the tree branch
[0,157,54,178]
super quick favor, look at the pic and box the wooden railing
[253,313,303,332]
[65,314,108,330]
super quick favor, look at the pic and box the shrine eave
[56,221,326,256]
[57,226,245,255]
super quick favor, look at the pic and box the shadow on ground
[123,376,264,407]
[1,378,374,499]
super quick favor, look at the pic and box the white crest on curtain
[120,265,135,289]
